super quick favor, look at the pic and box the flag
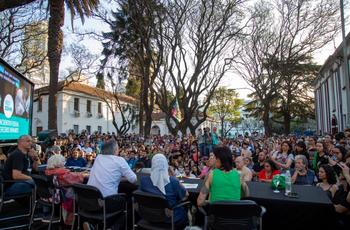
[171,98,182,122]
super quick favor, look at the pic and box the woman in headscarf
[139,153,189,227]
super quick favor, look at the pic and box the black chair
[0,168,35,230]
[71,183,127,230]
[31,174,61,230]
[199,200,266,230]
[132,190,190,230]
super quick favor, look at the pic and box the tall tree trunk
[47,0,64,130]
[143,63,153,136]
[144,88,154,136]
[262,106,271,137]
[221,117,225,137]
[138,76,144,136]
[283,112,291,135]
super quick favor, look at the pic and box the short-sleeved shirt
[3,148,30,180]
[140,176,187,224]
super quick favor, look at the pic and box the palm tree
[0,0,99,130]
[47,0,99,130]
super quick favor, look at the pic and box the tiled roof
[34,81,137,105]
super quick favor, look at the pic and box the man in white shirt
[88,140,137,197]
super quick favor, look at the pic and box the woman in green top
[197,145,249,206]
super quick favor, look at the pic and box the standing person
[197,129,205,159]
[203,128,212,157]
[88,140,137,197]
[3,135,40,195]
[211,127,219,148]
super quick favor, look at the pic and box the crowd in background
[1,127,350,227]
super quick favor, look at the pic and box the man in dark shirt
[253,151,266,174]
[3,135,40,195]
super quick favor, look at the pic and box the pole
[340,0,350,129]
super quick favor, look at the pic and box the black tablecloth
[246,182,336,230]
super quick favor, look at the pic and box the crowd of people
[1,127,350,229]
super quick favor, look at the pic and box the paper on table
[182,183,198,189]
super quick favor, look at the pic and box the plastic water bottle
[285,170,292,195]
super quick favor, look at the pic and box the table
[245,182,336,230]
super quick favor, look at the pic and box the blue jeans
[5,179,35,196]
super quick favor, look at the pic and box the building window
[74,98,79,111]
[38,97,43,112]
[87,100,91,113]
[73,125,79,134]
[98,102,102,114]
[98,126,102,134]
[86,125,91,134]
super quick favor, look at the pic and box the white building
[314,32,350,134]
[150,112,216,136]
[32,82,139,136]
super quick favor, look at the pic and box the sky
[60,0,350,100]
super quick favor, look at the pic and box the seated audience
[252,151,267,175]
[45,154,85,225]
[317,164,338,199]
[65,148,87,167]
[271,141,294,173]
[235,156,253,182]
[258,160,280,183]
[332,162,350,215]
[291,155,316,185]
[312,141,329,172]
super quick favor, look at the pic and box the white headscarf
[150,154,170,195]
